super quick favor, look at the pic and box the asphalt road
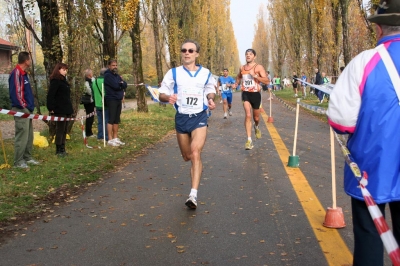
[0,92,393,265]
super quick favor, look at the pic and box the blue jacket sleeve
[8,69,24,109]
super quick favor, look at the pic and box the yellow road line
[261,112,353,266]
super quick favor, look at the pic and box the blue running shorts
[221,92,233,104]
[175,110,208,134]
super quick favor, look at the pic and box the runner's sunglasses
[181,48,196,53]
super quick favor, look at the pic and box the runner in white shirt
[159,40,216,209]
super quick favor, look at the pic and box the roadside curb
[273,94,327,114]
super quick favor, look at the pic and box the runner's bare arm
[235,68,242,86]
[159,93,177,104]
[253,65,270,85]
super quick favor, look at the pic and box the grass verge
[0,103,175,223]
[273,88,329,121]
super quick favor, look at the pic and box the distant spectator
[283,76,290,88]
[104,59,127,147]
[92,68,109,141]
[83,69,95,138]
[274,75,281,91]
[47,63,73,156]
[292,71,300,97]
[301,72,307,98]
[9,51,40,168]
[314,68,324,104]
[322,72,330,103]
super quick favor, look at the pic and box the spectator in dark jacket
[9,51,39,168]
[104,59,127,146]
[314,68,324,104]
[47,63,73,156]
[83,69,95,138]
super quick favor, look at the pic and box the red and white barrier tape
[335,132,400,266]
[0,108,95,121]
[80,119,93,149]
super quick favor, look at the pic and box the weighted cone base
[323,207,346,228]
[287,155,299,167]
[267,116,274,123]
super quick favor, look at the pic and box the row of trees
[4,0,241,118]
[252,0,378,81]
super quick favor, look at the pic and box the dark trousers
[54,114,70,146]
[316,89,324,101]
[352,197,400,266]
[96,108,109,140]
[84,102,95,136]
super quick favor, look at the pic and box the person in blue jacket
[327,1,400,265]
[9,51,40,168]
[104,59,127,146]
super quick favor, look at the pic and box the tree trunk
[19,0,63,79]
[101,0,116,66]
[20,0,63,136]
[340,0,351,66]
[331,1,340,79]
[130,3,148,113]
[151,0,163,85]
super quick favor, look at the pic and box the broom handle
[0,131,7,165]
[330,127,337,208]
[292,99,300,156]
[269,92,272,117]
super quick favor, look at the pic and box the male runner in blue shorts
[235,49,270,150]
[159,40,216,209]
[218,68,236,119]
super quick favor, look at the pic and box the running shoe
[114,138,125,145]
[107,139,120,147]
[185,195,197,209]
[229,109,232,116]
[14,162,29,169]
[254,125,262,139]
[245,140,254,150]
[26,159,40,165]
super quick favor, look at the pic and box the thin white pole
[292,99,300,156]
[102,83,106,147]
[269,92,272,117]
[330,127,337,209]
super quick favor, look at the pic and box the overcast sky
[230,0,268,65]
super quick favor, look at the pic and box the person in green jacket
[92,68,109,141]
[274,75,281,91]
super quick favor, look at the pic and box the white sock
[190,188,197,198]
[248,137,252,141]
[224,112,227,116]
